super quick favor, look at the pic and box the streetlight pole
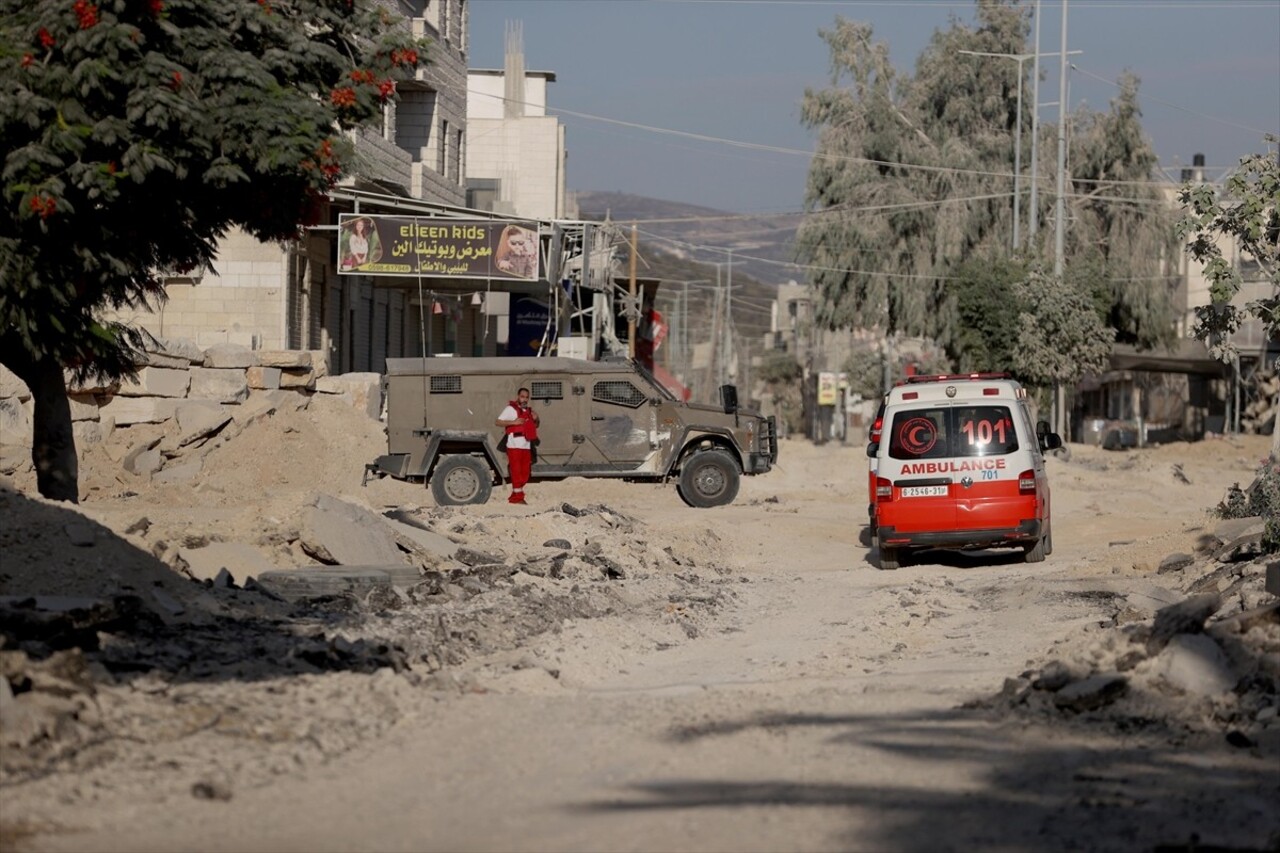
[959,45,1081,251]
[959,49,1029,250]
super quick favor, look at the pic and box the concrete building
[1080,153,1278,443]
[465,22,570,221]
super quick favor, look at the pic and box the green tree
[1176,139,1280,455]
[1010,269,1114,387]
[0,0,426,501]
[943,256,1025,371]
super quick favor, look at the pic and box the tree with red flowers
[0,0,426,501]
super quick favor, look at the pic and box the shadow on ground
[574,707,1279,852]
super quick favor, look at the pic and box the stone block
[189,367,249,403]
[99,396,178,425]
[315,373,383,419]
[72,421,105,446]
[67,394,99,422]
[138,351,191,369]
[246,366,282,390]
[0,364,29,401]
[307,351,330,378]
[203,342,256,369]
[156,337,205,364]
[65,373,120,395]
[255,350,311,369]
[279,369,315,391]
[116,366,191,398]
[0,398,34,448]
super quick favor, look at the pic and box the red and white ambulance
[867,373,1062,570]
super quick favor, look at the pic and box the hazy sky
[466,0,1280,214]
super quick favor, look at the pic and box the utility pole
[959,45,1080,251]
[1029,0,1042,242]
[628,223,638,360]
[1052,0,1070,437]
[1053,1,1069,279]
[724,250,734,385]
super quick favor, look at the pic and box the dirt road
[2,412,1277,852]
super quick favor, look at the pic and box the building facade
[113,0,481,373]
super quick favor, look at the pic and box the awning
[1109,340,1229,377]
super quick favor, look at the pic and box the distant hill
[575,191,803,289]
[573,191,806,399]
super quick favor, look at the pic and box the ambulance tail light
[875,477,894,502]
[1018,470,1036,494]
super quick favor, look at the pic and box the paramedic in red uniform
[495,387,539,504]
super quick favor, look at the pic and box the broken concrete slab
[174,400,232,447]
[380,516,457,561]
[1153,634,1236,697]
[299,495,406,567]
[178,542,277,583]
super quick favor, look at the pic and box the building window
[467,178,501,212]
[439,118,449,176]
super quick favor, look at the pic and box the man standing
[495,387,539,504]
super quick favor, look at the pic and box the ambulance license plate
[900,485,948,498]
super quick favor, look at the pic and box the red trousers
[506,448,531,502]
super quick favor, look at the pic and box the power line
[1071,63,1277,137]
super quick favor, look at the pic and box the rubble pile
[982,513,1279,746]
[0,491,739,794]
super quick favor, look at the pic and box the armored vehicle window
[593,380,646,408]
[530,381,563,400]
[430,375,462,394]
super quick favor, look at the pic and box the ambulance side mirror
[1041,433,1063,451]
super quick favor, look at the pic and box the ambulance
[867,373,1062,570]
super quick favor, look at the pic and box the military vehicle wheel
[430,455,493,506]
[677,449,740,508]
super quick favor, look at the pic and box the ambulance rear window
[888,405,1018,460]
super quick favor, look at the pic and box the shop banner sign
[337,214,540,280]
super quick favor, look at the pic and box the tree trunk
[0,349,79,503]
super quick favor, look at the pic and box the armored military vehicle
[366,356,777,507]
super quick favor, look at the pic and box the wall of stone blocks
[0,346,383,482]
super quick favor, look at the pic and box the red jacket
[505,400,538,442]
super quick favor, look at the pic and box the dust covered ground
[1,393,1277,852]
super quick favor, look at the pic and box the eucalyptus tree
[0,0,426,501]
[798,1,1176,359]
[1058,74,1179,350]
[796,2,1029,343]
